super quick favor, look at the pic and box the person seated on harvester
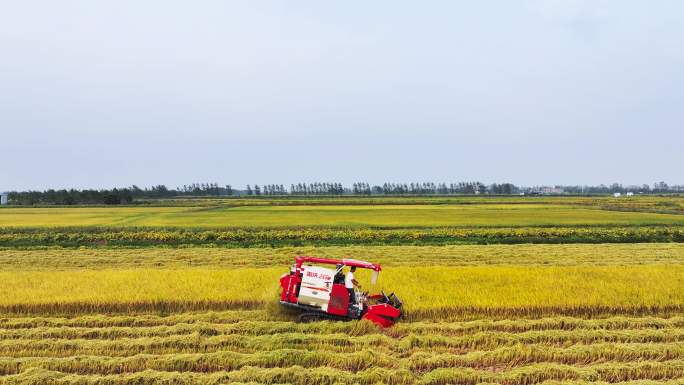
[345,266,359,304]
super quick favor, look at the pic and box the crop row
[2,312,683,333]
[3,361,684,385]
[3,312,684,384]
[1,344,684,375]
[1,225,683,247]
[4,328,684,357]
[2,243,684,271]
[3,317,684,339]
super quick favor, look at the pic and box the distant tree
[610,183,623,193]
[122,191,133,203]
[103,194,121,205]
[654,181,668,193]
[502,183,515,195]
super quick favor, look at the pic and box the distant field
[122,195,684,213]
[1,203,683,228]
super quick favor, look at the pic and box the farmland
[1,243,684,270]
[1,202,684,228]
[1,196,683,384]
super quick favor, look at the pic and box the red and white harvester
[279,256,403,327]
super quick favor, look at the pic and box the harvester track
[297,312,352,323]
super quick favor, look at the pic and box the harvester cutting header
[279,256,403,327]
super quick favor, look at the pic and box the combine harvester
[279,256,403,327]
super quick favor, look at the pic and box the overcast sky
[1,1,682,190]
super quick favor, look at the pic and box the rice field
[0,242,684,384]
[1,243,683,270]
[1,265,683,317]
[2,203,684,228]
[1,198,683,384]
[2,309,684,384]
[3,226,684,247]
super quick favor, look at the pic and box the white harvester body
[297,265,335,311]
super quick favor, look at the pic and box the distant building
[626,192,634,197]
[613,192,622,198]
[536,186,564,195]
[0,192,8,205]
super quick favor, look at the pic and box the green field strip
[3,225,683,247]
[2,204,683,229]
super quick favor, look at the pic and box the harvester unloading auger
[279,256,403,327]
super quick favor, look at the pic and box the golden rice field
[2,203,684,228]
[0,264,683,318]
[1,243,683,270]
[2,198,684,384]
[0,242,683,383]
[2,310,684,384]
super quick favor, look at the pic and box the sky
[1,0,682,191]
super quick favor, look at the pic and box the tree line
[4,181,682,205]
[7,183,232,205]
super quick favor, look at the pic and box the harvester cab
[279,256,403,327]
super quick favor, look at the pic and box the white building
[0,192,8,205]
[613,192,622,198]
[626,192,634,197]
[539,186,564,195]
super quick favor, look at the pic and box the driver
[345,266,359,304]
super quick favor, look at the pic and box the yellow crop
[1,266,682,318]
[1,243,683,270]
